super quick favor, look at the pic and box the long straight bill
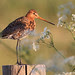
[38,16,55,25]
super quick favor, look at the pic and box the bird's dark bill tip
[38,16,55,25]
[49,22,55,25]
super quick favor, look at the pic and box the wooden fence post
[2,64,46,75]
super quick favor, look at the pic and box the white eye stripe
[33,13,37,16]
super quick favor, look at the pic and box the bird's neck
[25,14,35,21]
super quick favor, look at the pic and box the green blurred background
[0,0,75,75]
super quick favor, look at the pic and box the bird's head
[25,9,39,19]
[25,9,55,25]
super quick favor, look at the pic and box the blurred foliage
[0,0,75,75]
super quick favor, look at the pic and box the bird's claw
[16,60,22,65]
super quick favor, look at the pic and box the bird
[0,9,55,64]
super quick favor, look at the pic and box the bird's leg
[16,39,19,64]
[18,39,22,65]
[16,39,22,65]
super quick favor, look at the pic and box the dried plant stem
[50,33,66,59]
[41,40,65,59]
[67,28,75,40]
[68,29,75,40]
[53,46,66,59]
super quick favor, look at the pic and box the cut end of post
[2,64,46,75]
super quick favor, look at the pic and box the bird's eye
[33,12,37,16]
[33,13,35,15]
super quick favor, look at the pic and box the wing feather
[1,16,30,39]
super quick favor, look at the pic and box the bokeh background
[0,0,75,75]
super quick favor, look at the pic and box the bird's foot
[16,60,22,65]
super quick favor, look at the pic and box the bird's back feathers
[1,16,36,40]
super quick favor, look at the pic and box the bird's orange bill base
[38,16,55,25]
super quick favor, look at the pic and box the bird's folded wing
[1,16,30,39]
